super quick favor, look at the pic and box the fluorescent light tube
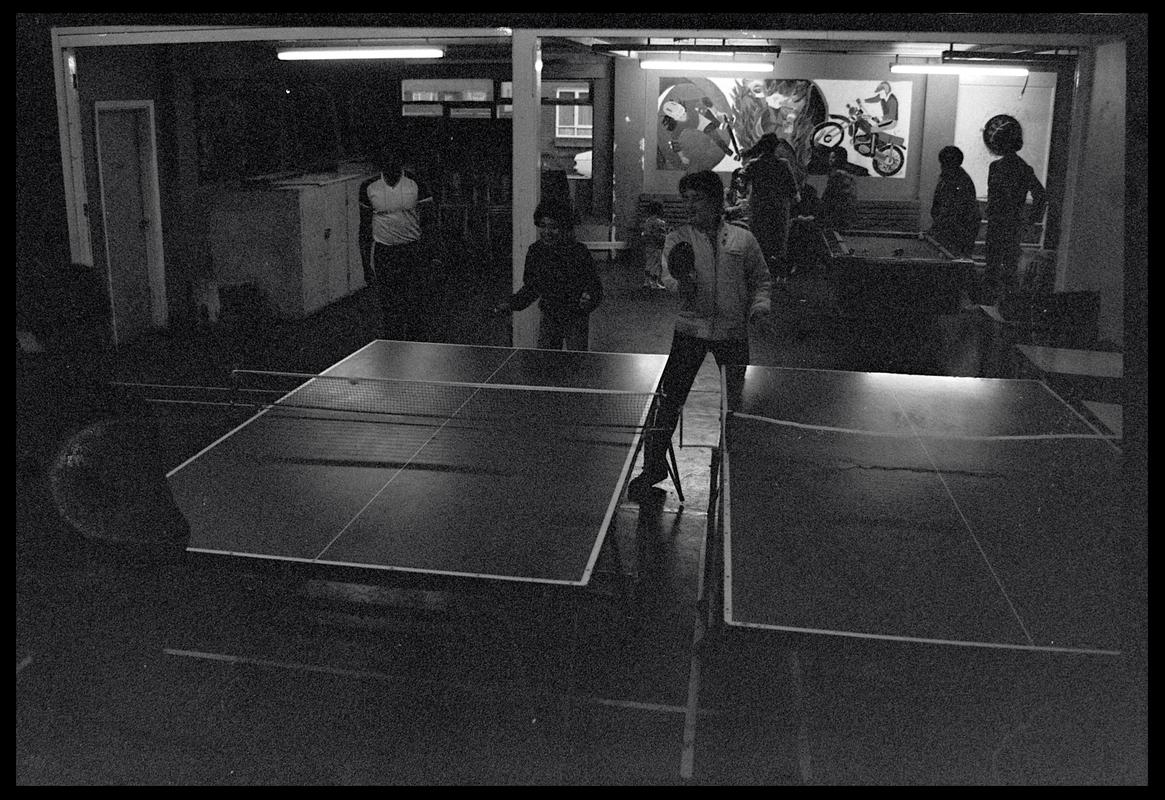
[640,59,772,72]
[890,63,1029,77]
[277,47,445,61]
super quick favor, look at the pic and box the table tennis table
[677,365,1127,781]
[166,340,671,593]
[706,364,1124,654]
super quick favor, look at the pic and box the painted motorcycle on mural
[811,101,906,177]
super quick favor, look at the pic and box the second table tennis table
[710,365,1123,654]
[707,364,1123,654]
[681,364,1126,781]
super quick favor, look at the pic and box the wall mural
[655,76,912,179]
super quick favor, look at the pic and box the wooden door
[94,101,167,343]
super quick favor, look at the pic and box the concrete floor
[16,250,1147,785]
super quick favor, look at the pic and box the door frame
[93,99,168,339]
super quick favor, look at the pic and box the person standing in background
[742,133,800,284]
[982,115,1047,305]
[819,146,860,232]
[929,145,981,258]
[359,145,443,341]
[773,136,807,192]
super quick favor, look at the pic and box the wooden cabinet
[205,172,371,318]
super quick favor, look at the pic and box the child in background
[820,146,860,231]
[492,198,603,350]
[929,145,981,258]
[641,200,669,289]
[982,115,1047,305]
[724,168,751,225]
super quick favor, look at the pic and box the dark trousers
[369,240,432,341]
[537,312,590,351]
[787,218,829,273]
[750,201,792,279]
[981,224,1022,305]
[642,332,749,474]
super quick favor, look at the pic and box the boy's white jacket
[661,222,772,340]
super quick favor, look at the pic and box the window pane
[402,103,444,117]
[577,106,593,126]
[402,78,494,102]
[543,81,589,101]
[450,106,492,119]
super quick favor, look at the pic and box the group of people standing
[357,119,1046,505]
[360,144,604,351]
[718,134,860,282]
[927,115,1047,304]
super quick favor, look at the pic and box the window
[554,86,592,140]
[498,81,513,119]
[400,78,507,119]
[402,78,494,103]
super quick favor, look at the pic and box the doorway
[94,100,167,345]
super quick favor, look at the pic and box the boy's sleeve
[744,232,772,318]
[1028,166,1048,220]
[580,244,603,313]
[659,229,686,292]
[357,176,377,211]
[357,177,375,267]
[508,246,541,311]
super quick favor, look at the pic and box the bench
[636,195,690,229]
[638,194,923,232]
[581,240,630,261]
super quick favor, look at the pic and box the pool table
[825,230,976,316]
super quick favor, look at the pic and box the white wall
[952,72,1058,199]
[1060,40,1126,347]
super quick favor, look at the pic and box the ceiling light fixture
[640,59,773,72]
[942,48,1076,66]
[277,46,445,61]
[890,63,1029,77]
[593,40,778,72]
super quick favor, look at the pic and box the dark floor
[16,249,1147,785]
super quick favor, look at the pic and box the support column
[511,31,542,348]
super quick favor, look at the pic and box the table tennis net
[119,370,662,431]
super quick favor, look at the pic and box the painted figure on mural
[860,81,899,133]
[657,78,737,173]
[730,78,827,183]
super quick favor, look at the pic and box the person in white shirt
[358,146,441,341]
